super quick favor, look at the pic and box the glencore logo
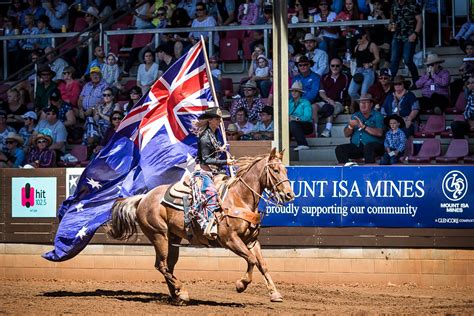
[21,183,47,208]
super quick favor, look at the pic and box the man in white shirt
[301,33,329,77]
[45,47,68,81]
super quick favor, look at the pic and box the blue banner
[261,166,474,228]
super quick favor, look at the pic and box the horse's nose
[285,191,295,201]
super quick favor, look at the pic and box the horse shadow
[41,289,248,307]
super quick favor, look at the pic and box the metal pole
[438,0,441,46]
[422,6,426,58]
[208,31,213,57]
[452,0,455,38]
[88,37,93,63]
[3,41,7,80]
[99,23,103,47]
[52,38,56,48]
[104,33,109,55]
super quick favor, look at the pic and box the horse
[107,148,295,304]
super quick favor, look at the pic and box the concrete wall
[1,244,473,287]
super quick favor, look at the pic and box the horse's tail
[107,195,144,240]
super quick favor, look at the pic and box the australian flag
[43,41,215,261]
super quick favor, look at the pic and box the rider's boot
[203,215,217,240]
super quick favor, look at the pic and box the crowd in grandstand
[0,0,472,167]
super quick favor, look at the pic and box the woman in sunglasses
[93,111,124,156]
[94,88,121,137]
[26,133,55,168]
[124,86,142,115]
[57,66,81,109]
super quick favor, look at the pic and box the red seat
[242,37,254,60]
[435,139,469,163]
[220,38,239,62]
[414,115,445,138]
[440,115,465,138]
[58,145,89,167]
[407,139,441,163]
[225,30,245,41]
[131,33,153,49]
[445,91,466,114]
[73,17,87,32]
[221,77,234,97]
[117,14,133,25]
[109,24,129,55]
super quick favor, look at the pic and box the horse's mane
[227,153,269,187]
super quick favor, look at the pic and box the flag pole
[199,36,235,177]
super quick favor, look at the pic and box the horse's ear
[279,149,286,158]
[269,147,277,159]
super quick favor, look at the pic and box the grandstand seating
[221,77,234,98]
[407,139,441,163]
[414,115,446,138]
[220,38,245,73]
[435,139,469,163]
[57,144,89,167]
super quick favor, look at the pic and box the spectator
[94,88,121,137]
[75,6,101,73]
[177,0,197,19]
[389,0,421,84]
[234,108,255,139]
[225,123,240,140]
[209,56,222,100]
[132,0,153,29]
[150,5,169,28]
[415,54,451,114]
[189,3,219,49]
[380,114,406,165]
[315,57,349,137]
[42,89,76,128]
[45,47,68,81]
[35,65,58,112]
[0,111,17,153]
[19,14,39,63]
[289,81,313,151]
[84,46,105,77]
[137,50,159,92]
[35,106,67,154]
[7,0,25,22]
[348,29,380,101]
[313,0,339,59]
[292,0,310,23]
[20,0,45,27]
[165,8,191,59]
[36,14,52,50]
[18,111,38,151]
[42,0,68,33]
[208,0,235,26]
[368,0,390,48]
[0,132,25,168]
[301,33,329,77]
[368,68,393,111]
[250,55,272,98]
[293,55,321,104]
[336,0,363,52]
[250,105,274,140]
[25,133,56,168]
[124,86,142,115]
[335,93,384,163]
[57,66,81,109]
[381,75,419,137]
[451,75,474,139]
[257,4,272,25]
[156,44,177,77]
[237,0,258,26]
[248,44,273,77]
[5,88,28,132]
[101,52,120,88]
[78,66,108,120]
[230,80,265,123]
[455,22,474,46]
[93,110,124,154]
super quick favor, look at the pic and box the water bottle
[345,49,351,63]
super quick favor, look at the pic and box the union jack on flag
[43,41,215,262]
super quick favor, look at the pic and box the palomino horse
[107,148,295,303]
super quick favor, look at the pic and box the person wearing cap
[293,55,321,104]
[335,93,384,163]
[380,114,406,165]
[368,68,393,111]
[35,106,67,154]
[26,133,55,168]
[316,57,350,137]
[42,88,76,127]
[289,81,313,151]
[389,0,422,84]
[0,132,25,168]
[0,111,17,153]
[5,88,29,131]
[225,123,239,141]
[301,33,329,77]
[415,54,451,114]
[381,75,419,137]
[192,107,235,239]
[18,111,38,151]
[78,65,109,119]
[35,64,58,111]
[250,105,274,140]
[43,0,69,33]
[230,80,265,123]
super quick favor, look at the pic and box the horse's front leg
[250,241,283,302]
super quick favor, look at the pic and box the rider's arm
[200,133,227,166]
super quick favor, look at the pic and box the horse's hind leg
[250,241,283,302]
[165,234,185,300]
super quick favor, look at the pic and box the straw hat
[300,33,320,43]
[356,93,374,102]
[226,123,238,133]
[241,80,257,89]
[425,54,445,66]
[6,132,24,146]
[289,81,304,93]
[33,133,53,146]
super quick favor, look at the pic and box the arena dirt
[1,279,473,314]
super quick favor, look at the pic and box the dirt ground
[1,279,473,314]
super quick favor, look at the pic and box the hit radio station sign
[261,166,473,228]
[12,177,57,217]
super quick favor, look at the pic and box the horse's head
[263,148,295,203]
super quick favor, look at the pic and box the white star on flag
[75,226,88,240]
[75,202,84,212]
[86,178,102,189]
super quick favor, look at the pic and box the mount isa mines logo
[21,183,47,208]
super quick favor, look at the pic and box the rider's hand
[227,158,235,165]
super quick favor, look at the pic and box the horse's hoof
[235,279,247,293]
[177,290,190,302]
[270,292,283,302]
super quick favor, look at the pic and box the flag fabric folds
[43,41,214,261]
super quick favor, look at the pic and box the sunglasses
[112,117,122,121]
[157,12,166,16]
[6,141,16,144]
[41,73,51,76]
[130,91,140,95]
[330,64,341,68]
[196,8,205,11]
[23,117,32,121]
[298,63,309,67]
[37,140,47,144]
[63,71,70,74]
[394,82,404,86]
[103,93,112,97]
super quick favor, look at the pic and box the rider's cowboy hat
[198,107,230,120]
[425,54,445,65]
[384,114,406,128]
[6,132,24,146]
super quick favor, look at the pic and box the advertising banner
[12,177,57,218]
[261,166,473,228]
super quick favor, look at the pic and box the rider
[193,107,235,240]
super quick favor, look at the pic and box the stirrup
[203,220,218,240]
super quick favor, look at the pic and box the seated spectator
[42,89,76,128]
[313,0,339,59]
[301,33,329,77]
[78,66,108,120]
[156,44,177,77]
[42,0,69,33]
[25,133,56,168]
[336,0,363,52]
[250,105,274,140]
[249,55,272,98]
[234,108,254,139]
[189,3,219,49]
[315,57,349,137]
[36,15,52,50]
[21,0,45,27]
[177,0,197,19]
[18,111,38,152]
[160,8,191,59]
[230,80,265,123]
[460,41,474,76]
[415,54,451,114]
[381,75,419,137]
[289,81,313,151]
[132,0,154,29]
[57,66,81,110]
[291,0,310,23]
[335,93,384,163]
[455,21,474,45]
[94,88,121,136]
[34,64,58,112]
[451,41,474,103]
[19,14,39,63]
[5,88,28,131]
[0,132,25,168]
[380,114,406,165]
[84,46,105,78]
[348,29,380,101]
[237,0,258,25]
[150,4,173,27]
[451,75,474,139]
[248,44,273,77]
[137,50,159,92]
[35,106,67,154]
[93,111,124,155]
[0,110,17,152]
[226,123,240,140]
[256,3,272,25]
[208,0,235,26]
[292,56,321,104]
[368,68,393,111]
[76,7,100,73]
[124,86,143,115]
[45,47,68,81]
[101,52,121,89]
